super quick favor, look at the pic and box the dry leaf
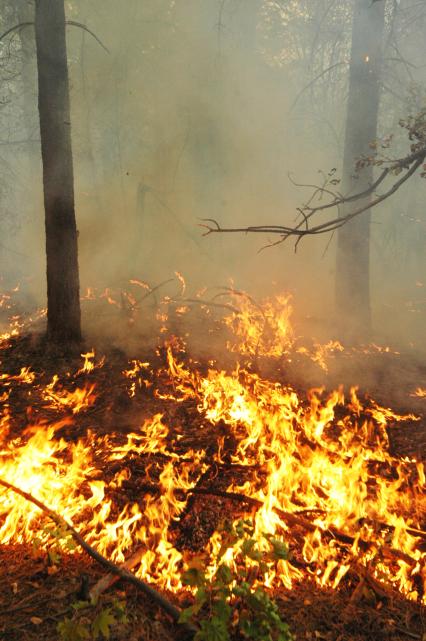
[47,565,59,575]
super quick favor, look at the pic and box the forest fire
[1,1,426,638]
[0,290,424,627]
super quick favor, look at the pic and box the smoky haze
[0,0,425,349]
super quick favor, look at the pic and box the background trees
[0,0,424,344]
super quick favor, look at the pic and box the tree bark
[35,0,81,344]
[336,0,386,337]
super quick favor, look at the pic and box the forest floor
[0,313,425,641]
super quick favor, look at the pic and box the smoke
[0,0,424,351]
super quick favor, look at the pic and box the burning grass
[0,282,425,640]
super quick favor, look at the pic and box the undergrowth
[179,519,293,641]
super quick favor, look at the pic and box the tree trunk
[17,0,37,144]
[335,0,386,338]
[34,0,81,344]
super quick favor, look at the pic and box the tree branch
[0,22,109,54]
[0,478,194,633]
[201,146,426,248]
[67,21,109,53]
[0,22,33,42]
[290,62,349,112]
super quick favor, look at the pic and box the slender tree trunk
[17,0,37,145]
[335,0,386,337]
[34,0,81,344]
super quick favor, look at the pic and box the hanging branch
[290,61,349,112]
[201,144,426,251]
[0,478,196,635]
[66,21,109,53]
[0,21,109,53]
[0,22,33,42]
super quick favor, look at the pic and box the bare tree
[35,0,81,345]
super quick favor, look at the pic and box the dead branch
[0,22,33,42]
[0,21,108,54]
[0,478,194,633]
[67,20,109,53]
[89,546,145,603]
[186,487,419,567]
[354,563,397,600]
[201,146,426,249]
[393,627,422,640]
[290,62,349,112]
[113,463,426,548]
[131,278,175,309]
[211,286,267,316]
[170,298,241,315]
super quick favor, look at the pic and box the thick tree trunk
[336,0,385,338]
[34,0,81,344]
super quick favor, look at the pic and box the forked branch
[201,145,426,250]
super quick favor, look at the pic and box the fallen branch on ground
[185,487,419,567]
[0,478,196,636]
[89,546,145,603]
[105,476,424,566]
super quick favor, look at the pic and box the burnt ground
[0,331,425,641]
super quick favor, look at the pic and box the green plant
[179,520,293,641]
[58,598,128,641]
[32,521,77,565]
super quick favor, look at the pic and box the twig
[393,627,421,640]
[0,22,33,42]
[186,488,418,566]
[0,21,109,54]
[288,171,341,204]
[134,278,175,307]
[211,287,268,322]
[89,546,145,603]
[349,575,366,604]
[202,147,426,248]
[354,563,394,600]
[0,591,42,615]
[171,298,241,315]
[290,62,349,112]
[66,21,109,53]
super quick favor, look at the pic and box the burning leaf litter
[411,388,426,399]
[0,284,425,638]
